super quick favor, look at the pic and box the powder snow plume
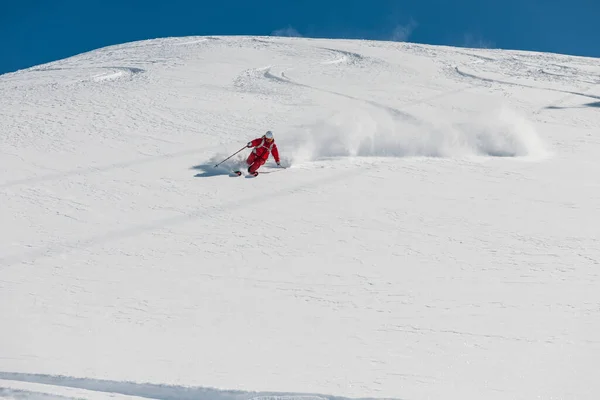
[277,105,548,165]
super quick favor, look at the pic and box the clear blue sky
[1,0,598,75]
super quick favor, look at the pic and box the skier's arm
[247,138,262,148]
[272,144,281,165]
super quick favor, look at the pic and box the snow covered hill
[1,35,599,400]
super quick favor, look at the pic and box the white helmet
[264,130,273,139]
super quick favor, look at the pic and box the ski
[232,170,258,177]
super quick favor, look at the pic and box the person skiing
[235,130,281,176]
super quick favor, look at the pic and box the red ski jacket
[249,137,280,163]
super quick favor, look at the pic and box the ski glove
[247,142,252,148]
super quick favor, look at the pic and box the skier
[235,130,281,176]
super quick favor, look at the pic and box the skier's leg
[248,160,258,174]
[246,153,256,166]
[240,153,257,175]
[248,158,265,174]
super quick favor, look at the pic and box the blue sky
[1,0,598,75]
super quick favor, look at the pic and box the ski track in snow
[454,66,600,102]
[242,46,430,129]
[2,36,600,400]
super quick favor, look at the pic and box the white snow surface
[1,35,600,400]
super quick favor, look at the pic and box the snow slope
[1,35,599,400]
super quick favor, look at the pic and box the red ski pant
[246,152,266,173]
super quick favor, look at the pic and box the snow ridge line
[317,47,365,66]
[19,65,146,86]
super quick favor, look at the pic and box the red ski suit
[246,137,280,173]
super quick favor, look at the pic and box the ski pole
[214,145,247,167]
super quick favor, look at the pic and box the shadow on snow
[191,163,238,178]
[191,163,286,178]
[545,101,600,110]
[0,372,397,400]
